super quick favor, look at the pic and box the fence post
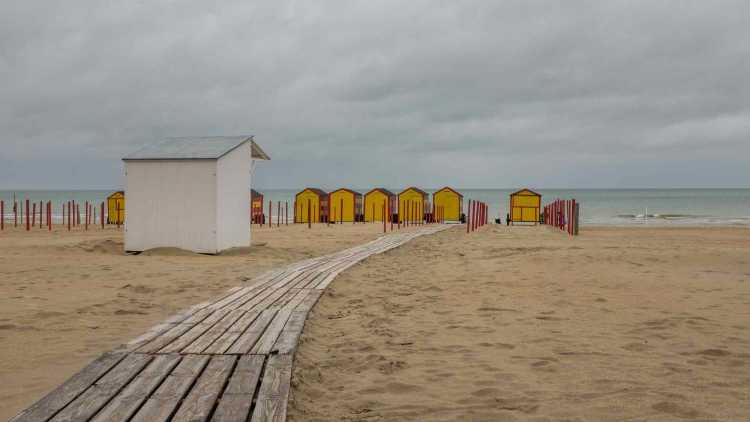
[383,202,386,233]
[466,200,471,233]
[1,200,3,231]
[26,199,30,231]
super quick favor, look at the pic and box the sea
[1,189,750,226]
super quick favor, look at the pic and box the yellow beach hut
[106,191,125,225]
[251,189,264,224]
[509,188,541,225]
[398,187,428,223]
[364,188,396,222]
[432,187,463,222]
[295,188,329,223]
[329,188,363,223]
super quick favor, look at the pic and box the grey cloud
[1,0,749,189]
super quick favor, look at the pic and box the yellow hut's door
[522,207,538,222]
[512,207,523,222]
[399,192,424,223]
[365,192,388,222]
[435,191,461,221]
[296,192,320,223]
[330,191,355,222]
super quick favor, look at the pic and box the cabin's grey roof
[123,136,270,161]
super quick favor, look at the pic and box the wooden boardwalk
[12,226,447,422]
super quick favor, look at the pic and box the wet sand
[290,226,750,421]
[0,222,387,421]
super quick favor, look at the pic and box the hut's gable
[364,188,395,222]
[295,188,328,223]
[433,187,463,221]
[509,188,541,224]
[329,188,362,222]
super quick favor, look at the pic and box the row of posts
[255,200,446,234]
[466,199,488,233]
[543,198,580,236]
[0,200,113,232]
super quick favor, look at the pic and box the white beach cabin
[123,136,270,254]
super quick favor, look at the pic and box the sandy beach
[289,225,750,421]
[0,223,388,421]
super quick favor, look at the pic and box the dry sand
[0,222,387,421]
[290,226,750,421]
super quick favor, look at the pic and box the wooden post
[32,202,36,228]
[100,202,104,228]
[277,201,280,228]
[390,199,394,231]
[1,200,3,231]
[26,199,30,231]
[307,199,311,229]
[48,202,51,230]
[268,200,272,228]
[294,200,297,224]
[383,202,386,233]
[14,201,17,227]
[466,200,471,233]
[286,201,289,226]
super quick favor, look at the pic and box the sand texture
[0,222,387,420]
[290,226,750,421]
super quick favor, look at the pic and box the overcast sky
[1,1,749,190]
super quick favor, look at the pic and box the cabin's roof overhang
[123,136,270,161]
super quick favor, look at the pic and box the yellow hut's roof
[107,191,124,199]
[365,188,395,197]
[434,187,463,198]
[330,188,362,197]
[510,188,541,197]
[296,188,328,198]
[398,187,427,198]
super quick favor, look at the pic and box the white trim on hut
[122,136,270,254]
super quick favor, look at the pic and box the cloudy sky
[1,1,749,190]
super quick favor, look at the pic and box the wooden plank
[226,309,277,354]
[236,271,304,312]
[181,309,247,354]
[130,355,210,422]
[90,354,181,421]
[268,288,301,310]
[250,355,293,422]
[10,352,127,422]
[271,310,308,355]
[280,289,314,312]
[171,355,236,422]
[159,308,233,354]
[249,310,292,355]
[50,354,153,422]
[203,311,261,355]
[294,290,324,313]
[211,355,265,422]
